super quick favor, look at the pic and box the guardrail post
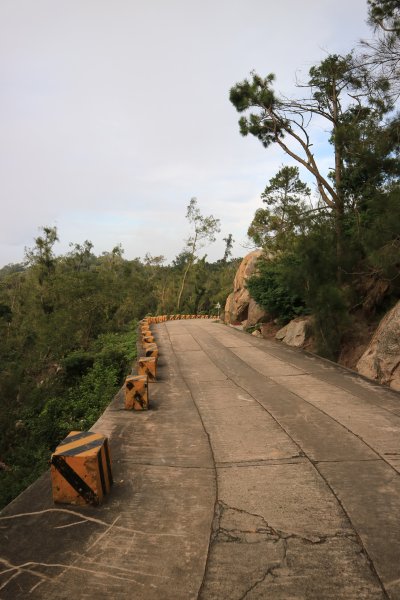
[143,342,159,361]
[51,431,113,506]
[143,334,155,344]
[125,375,149,410]
[138,356,157,381]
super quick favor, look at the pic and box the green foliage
[248,166,311,250]
[92,331,137,373]
[247,256,308,325]
[176,198,221,310]
[368,0,400,32]
[229,72,282,149]
[62,350,94,380]
[247,216,352,358]
[36,361,120,450]
[311,285,350,360]
[0,326,136,509]
[222,234,234,262]
[288,219,351,358]
[0,223,237,509]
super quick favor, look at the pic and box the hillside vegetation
[230,0,400,360]
[0,228,237,509]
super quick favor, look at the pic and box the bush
[247,255,308,325]
[62,350,94,380]
[311,284,350,360]
[0,323,137,510]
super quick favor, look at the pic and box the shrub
[247,255,308,325]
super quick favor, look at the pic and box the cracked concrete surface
[1,319,400,598]
[169,320,400,600]
[200,501,382,600]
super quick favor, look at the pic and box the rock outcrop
[224,250,268,327]
[356,301,400,391]
[275,317,313,348]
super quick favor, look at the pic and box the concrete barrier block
[143,342,159,360]
[143,334,155,344]
[125,374,149,410]
[138,356,157,381]
[51,431,113,506]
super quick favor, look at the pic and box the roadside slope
[0,325,215,600]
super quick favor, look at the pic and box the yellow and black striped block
[143,342,159,361]
[142,334,155,344]
[125,374,149,410]
[138,356,157,381]
[51,431,113,506]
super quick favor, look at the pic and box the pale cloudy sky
[0,0,371,266]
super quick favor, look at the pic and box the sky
[0,0,372,267]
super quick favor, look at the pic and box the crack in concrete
[314,458,382,464]
[206,501,363,599]
[0,558,52,593]
[386,577,400,589]
[54,519,88,530]
[118,461,214,470]
[216,456,306,469]
[239,566,280,600]
[85,515,120,551]
[0,508,184,537]
[215,501,358,547]
[0,558,156,590]
[29,578,46,594]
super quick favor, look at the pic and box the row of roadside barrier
[50,313,215,506]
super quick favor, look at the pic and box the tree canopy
[232,0,400,358]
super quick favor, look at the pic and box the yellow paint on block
[51,431,112,506]
[144,343,159,360]
[143,334,155,343]
[138,356,157,381]
[125,375,149,410]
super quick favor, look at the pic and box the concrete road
[1,320,400,599]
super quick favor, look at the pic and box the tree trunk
[332,80,344,284]
[177,256,194,311]
[335,205,344,285]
